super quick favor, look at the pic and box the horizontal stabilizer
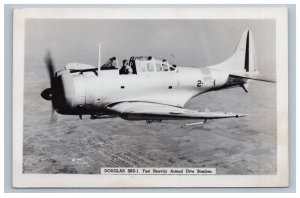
[230,73,276,83]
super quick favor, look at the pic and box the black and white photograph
[12,7,289,187]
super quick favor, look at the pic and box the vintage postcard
[13,7,288,187]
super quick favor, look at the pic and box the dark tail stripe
[244,30,250,72]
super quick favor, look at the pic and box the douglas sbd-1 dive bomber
[41,30,275,125]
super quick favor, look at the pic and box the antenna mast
[97,42,101,76]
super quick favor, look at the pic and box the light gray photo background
[24,19,276,175]
[4,5,296,193]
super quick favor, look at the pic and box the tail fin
[209,30,276,83]
[210,30,258,73]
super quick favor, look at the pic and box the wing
[104,102,245,120]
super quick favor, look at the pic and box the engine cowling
[53,71,86,115]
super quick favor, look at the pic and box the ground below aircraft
[41,30,275,125]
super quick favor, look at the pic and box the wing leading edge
[104,102,246,121]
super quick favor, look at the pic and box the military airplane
[41,30,275,124]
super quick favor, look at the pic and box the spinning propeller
[41,51,57,121]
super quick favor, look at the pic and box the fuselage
[53,66,245,115]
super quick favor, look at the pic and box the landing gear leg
[241,84,248,93]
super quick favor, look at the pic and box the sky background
[25,19,275,76]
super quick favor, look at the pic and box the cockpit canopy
[97,56,177,75]
[131,56,177,74]
[62,56,177,77]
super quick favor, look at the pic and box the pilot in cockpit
[162,59,169,71]
[119,59,133,75]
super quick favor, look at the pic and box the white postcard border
[12,7,288,188]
